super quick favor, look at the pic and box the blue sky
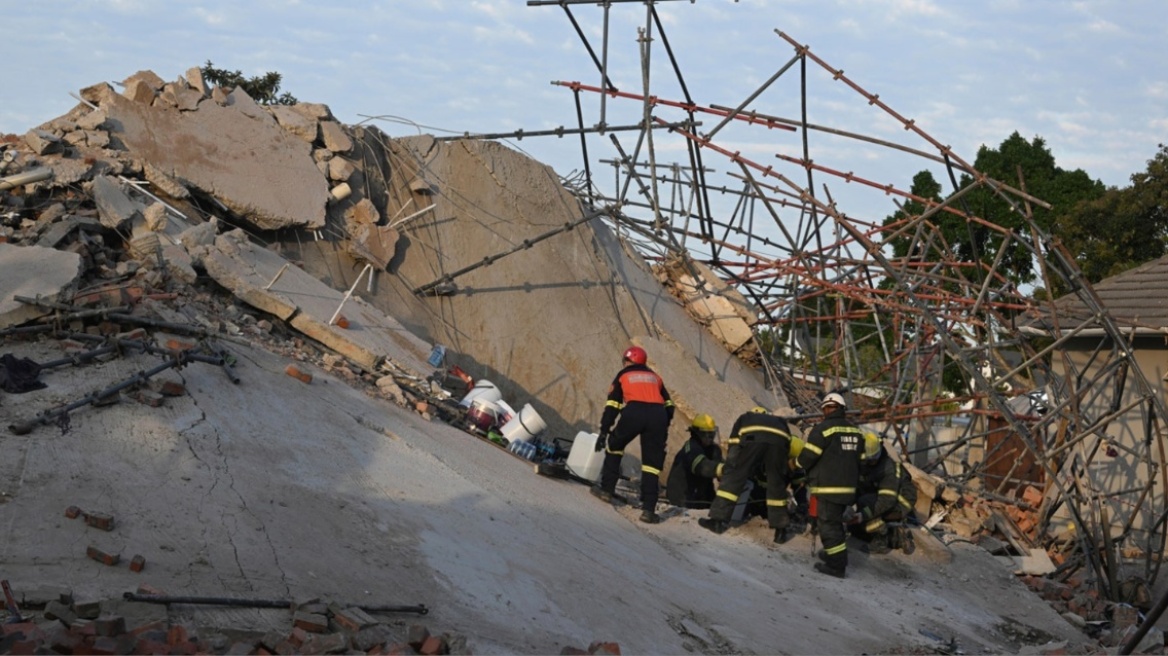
[4,1,1165,226]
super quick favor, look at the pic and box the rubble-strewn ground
[0,66,1160,655]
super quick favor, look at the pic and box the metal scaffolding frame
[476,0,1168,600]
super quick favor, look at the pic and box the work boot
[773,527,794,545]
[814,562,846,579]
[698,517,728,534]
[590,486,613,504]
[899,526,916,555]
[863,535,892,555]
[639,510,661,524]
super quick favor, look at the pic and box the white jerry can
[566,431,605,482]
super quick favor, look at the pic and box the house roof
[1045,255,1168,332]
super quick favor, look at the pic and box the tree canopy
[199,61,298,106]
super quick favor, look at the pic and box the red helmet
[623,346,647,365]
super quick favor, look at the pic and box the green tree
[1052,143,1168,295]
[200,61,298,105]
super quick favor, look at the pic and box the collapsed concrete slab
[0,243,83,329]
[202,230,432,375]
[95,89,327,230]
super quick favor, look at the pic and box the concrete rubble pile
[0,66,1155,654]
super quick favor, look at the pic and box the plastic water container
[499,403,547,444]
[566,431,605,482]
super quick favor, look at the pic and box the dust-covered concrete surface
[0,66,1133,654]
[0,337,1090,655]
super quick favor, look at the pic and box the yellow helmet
[789,436,805,460]
[750,406,769,414]
[863,432,882,460]
[692,414,717,432]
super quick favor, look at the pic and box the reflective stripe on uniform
[605,400,622,410]
[825,542,848,555]
[879,489,913,510]
[727,438,741,445]
[802,442,823,455]
[692,454,706,473]
[823,426,863,438]
[810,486,856,495]
[866,518,885,533]
[716,489,740,502]
[741,426,791,439]
[605,447,624,456]
[642,464,661,476]
[766,498,788,507]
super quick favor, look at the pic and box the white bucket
[459,379,501,407]
[495,399,517,426]
[566,430,604,482]
[499,403,547,444]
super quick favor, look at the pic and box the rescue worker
[591,345,675,524]
[798,392,863,578]
[698,407,797,545]
[665,414,724,509]
[855,433,917,555]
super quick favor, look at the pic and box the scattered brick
[166,624,189,647]
[136,583,166,596]
[330,606,376,632]
[157,380,186,396]
[86,545,120,566]
[289,626,309,646]
[407,624,430,649]
[84,511,115,531]
[65,505,82,519]
[131,389,165,407]
[588,641,622,655]
[334,315,350,329]
[285,364,313,384]
[292,612,328,634]
[300,632,347,654]
[94,615,126,637]
[129,554,146,573]
[419,635,447,655]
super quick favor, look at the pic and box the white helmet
[821,392,847,409]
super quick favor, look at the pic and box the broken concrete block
[178,220,216,251]
[142,162,190,199]
[224,87,273,123]
[292,611,328,633]
[123,70,165,92]
[319,121,352,153]
[0,243,83,329]
[36,215,103,249]
[344,197,379,227]
[24,129,62,156]
[174,85,204,112]
[93,175,144,229]
[83,130,110,149]
[123,78,158,104]
[154,85,179,109]
[76,108,108,131]
[271,105,319,143]
[211,85,229,105]
[44,156,92,187]
[327,156,355,182]
[184,67,208,97]
[102,90,326,230]
[289,102,333,122]
[143,203,168,231]
[80,82,117,106]
[350,222,399,271]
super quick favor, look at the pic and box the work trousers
[817,497,851,571]
[600,403,669,510]
[856,491,912,539]
[708,435,789,530]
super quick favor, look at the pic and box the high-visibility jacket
[859,449,917,519]
[796,407,862,504]
[598,363,674,435]
[665,436,723,508]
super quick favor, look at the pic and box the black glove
[595,432,608,452]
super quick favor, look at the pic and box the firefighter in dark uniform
[855,433,917,555]
[798,392,863,578]
[698,407,797,545]
[665,414,724,509]
[591,346,675,524]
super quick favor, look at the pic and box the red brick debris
[0,589,473,655]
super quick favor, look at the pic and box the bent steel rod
[123,592,429,615]
[434,120,695,142]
